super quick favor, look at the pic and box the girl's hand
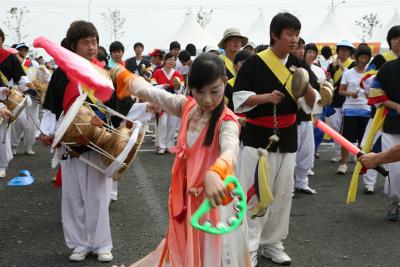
[204,170,228,208]
[351,91,358,98]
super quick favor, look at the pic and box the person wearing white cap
[12,42,41,156]
[243,41,256,55]
[218,28,248,79]
[326,40,356,172]
[0,29,34,178]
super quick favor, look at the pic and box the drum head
[112,123,147,181]
[52,93,87,148]
[291,68,309,99]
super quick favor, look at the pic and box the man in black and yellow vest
[233,13,320,266]
[218,28,248,80]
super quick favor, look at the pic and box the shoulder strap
[257,49,295,101]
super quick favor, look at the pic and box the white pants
[11,100,40,151]
[295,121,315,189]
[60,150,112,253]
[381,133,400,201]
[361,118,380,188]
[328,108,343,156]
[158,113,178,149]
[239,146,296,254]
[0,121,13,169]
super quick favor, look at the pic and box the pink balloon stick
[315,119,360,156]
[33,36,113,102]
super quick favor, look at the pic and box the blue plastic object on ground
[7,170,35,186]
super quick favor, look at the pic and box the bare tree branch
[3,6,30,43]
[355,13,381,42]
[101,9,126,43]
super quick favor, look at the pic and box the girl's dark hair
[164,52,176,61]
[355,45,371,60]
[321,46,332,59]
[66,20,99,51]
[304,43,318,60]
[0,28,5,43]
[97,46,109,65]
[255,44,269,53]
[109,41,124,53]
[233,49,252,65]
[270,12,301,46]
[188,53,226,146]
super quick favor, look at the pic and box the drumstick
[27,113,45,135]
[315,119,389,176]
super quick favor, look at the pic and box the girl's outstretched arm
[112,67,186,118]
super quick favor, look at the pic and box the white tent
[371,10,400,50]
[164,12,217,50]
[246,11,269,46]
[309,12,359,43]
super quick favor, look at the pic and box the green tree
[3,7,30,43]
[355,13,381,41]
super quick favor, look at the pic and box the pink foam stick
[33,36,113,102]
[315,119,360,156]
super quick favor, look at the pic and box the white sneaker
[337,164,348,174]
[331,156,341,163]
[12,148,17,156]
[261,246,291,265]
[98,251,113,262]
[25,149,35,155]
[307,169,315,176]
[156,148,166,155]
[69,251,89,262]
[0,168,6,178]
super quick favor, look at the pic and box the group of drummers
[1,11,400,267]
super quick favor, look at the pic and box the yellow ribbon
[333,58,354,84]
[347,106,386,203]
[251,152,274,217]
[81,85,106,114]
[0,70,9,85]
[220,54,236,77]
[257,49,295,101]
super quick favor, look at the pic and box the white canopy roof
[164,12,217,50]
[371,10,400,49]
[246,11,269,46]
[309,12,359,43]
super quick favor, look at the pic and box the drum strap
[0,70,9,86]
[257,49,295,101]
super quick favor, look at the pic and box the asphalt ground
[1,136,399,267]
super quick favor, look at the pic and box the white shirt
[341,68,370,110]
[311,64,326,83]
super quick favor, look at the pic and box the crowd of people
[0,10,400,267]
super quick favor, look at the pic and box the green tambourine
[190,175,247,235]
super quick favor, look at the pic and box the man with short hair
[233,12,320,266]
[108,41,125,68]
[125,42,150,75]
[169,40,181,56]
[218,28,248,79]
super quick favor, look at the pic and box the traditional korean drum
[5,87,29,122]
[52,93,146,181]
[26,66,50,104]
